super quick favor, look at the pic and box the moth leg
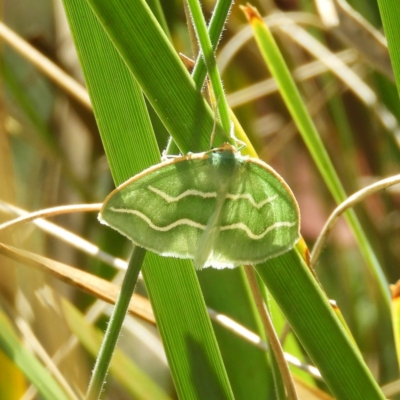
[229,122,246,151]
[161,137,183,161]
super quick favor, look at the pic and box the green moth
[99,143,300,270]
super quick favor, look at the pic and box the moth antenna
[209,116,217,149]
[209,94,220,149]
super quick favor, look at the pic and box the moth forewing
[99,144,300,269]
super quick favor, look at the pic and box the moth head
[212,142,237,154]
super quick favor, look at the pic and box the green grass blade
[376,1,400,92]
[187,4,275,398]
[187,0,231,133]
[0,308,70,400]
[62,0,234,398]
[189,4,277,396]
[86,0,227,152]
[241,4,390,308]
[146,0,171,38]
[191,0,233,88]
[256,251,385,400]
[62,0,157,184]
[62,299,172,400]
[144,257,235,399]
[198,268,275,399]
[86,248,145,400]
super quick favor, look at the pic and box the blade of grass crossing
[186,0,231,133]
[62,0,158,184]
[198,268,275,399]
[191,0,233,89]
[86,248,145,400]
[62,0,235,398]
[256,251,385,400]
[62,299,171,400]
[143,256,235,399]
[85,0,226,152]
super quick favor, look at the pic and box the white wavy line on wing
[109,207,296,240]
[226,193,278,208]
[110,208,206,231]
[220,221,297,240]
[148,186,277,209]
[149,186,217,200]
